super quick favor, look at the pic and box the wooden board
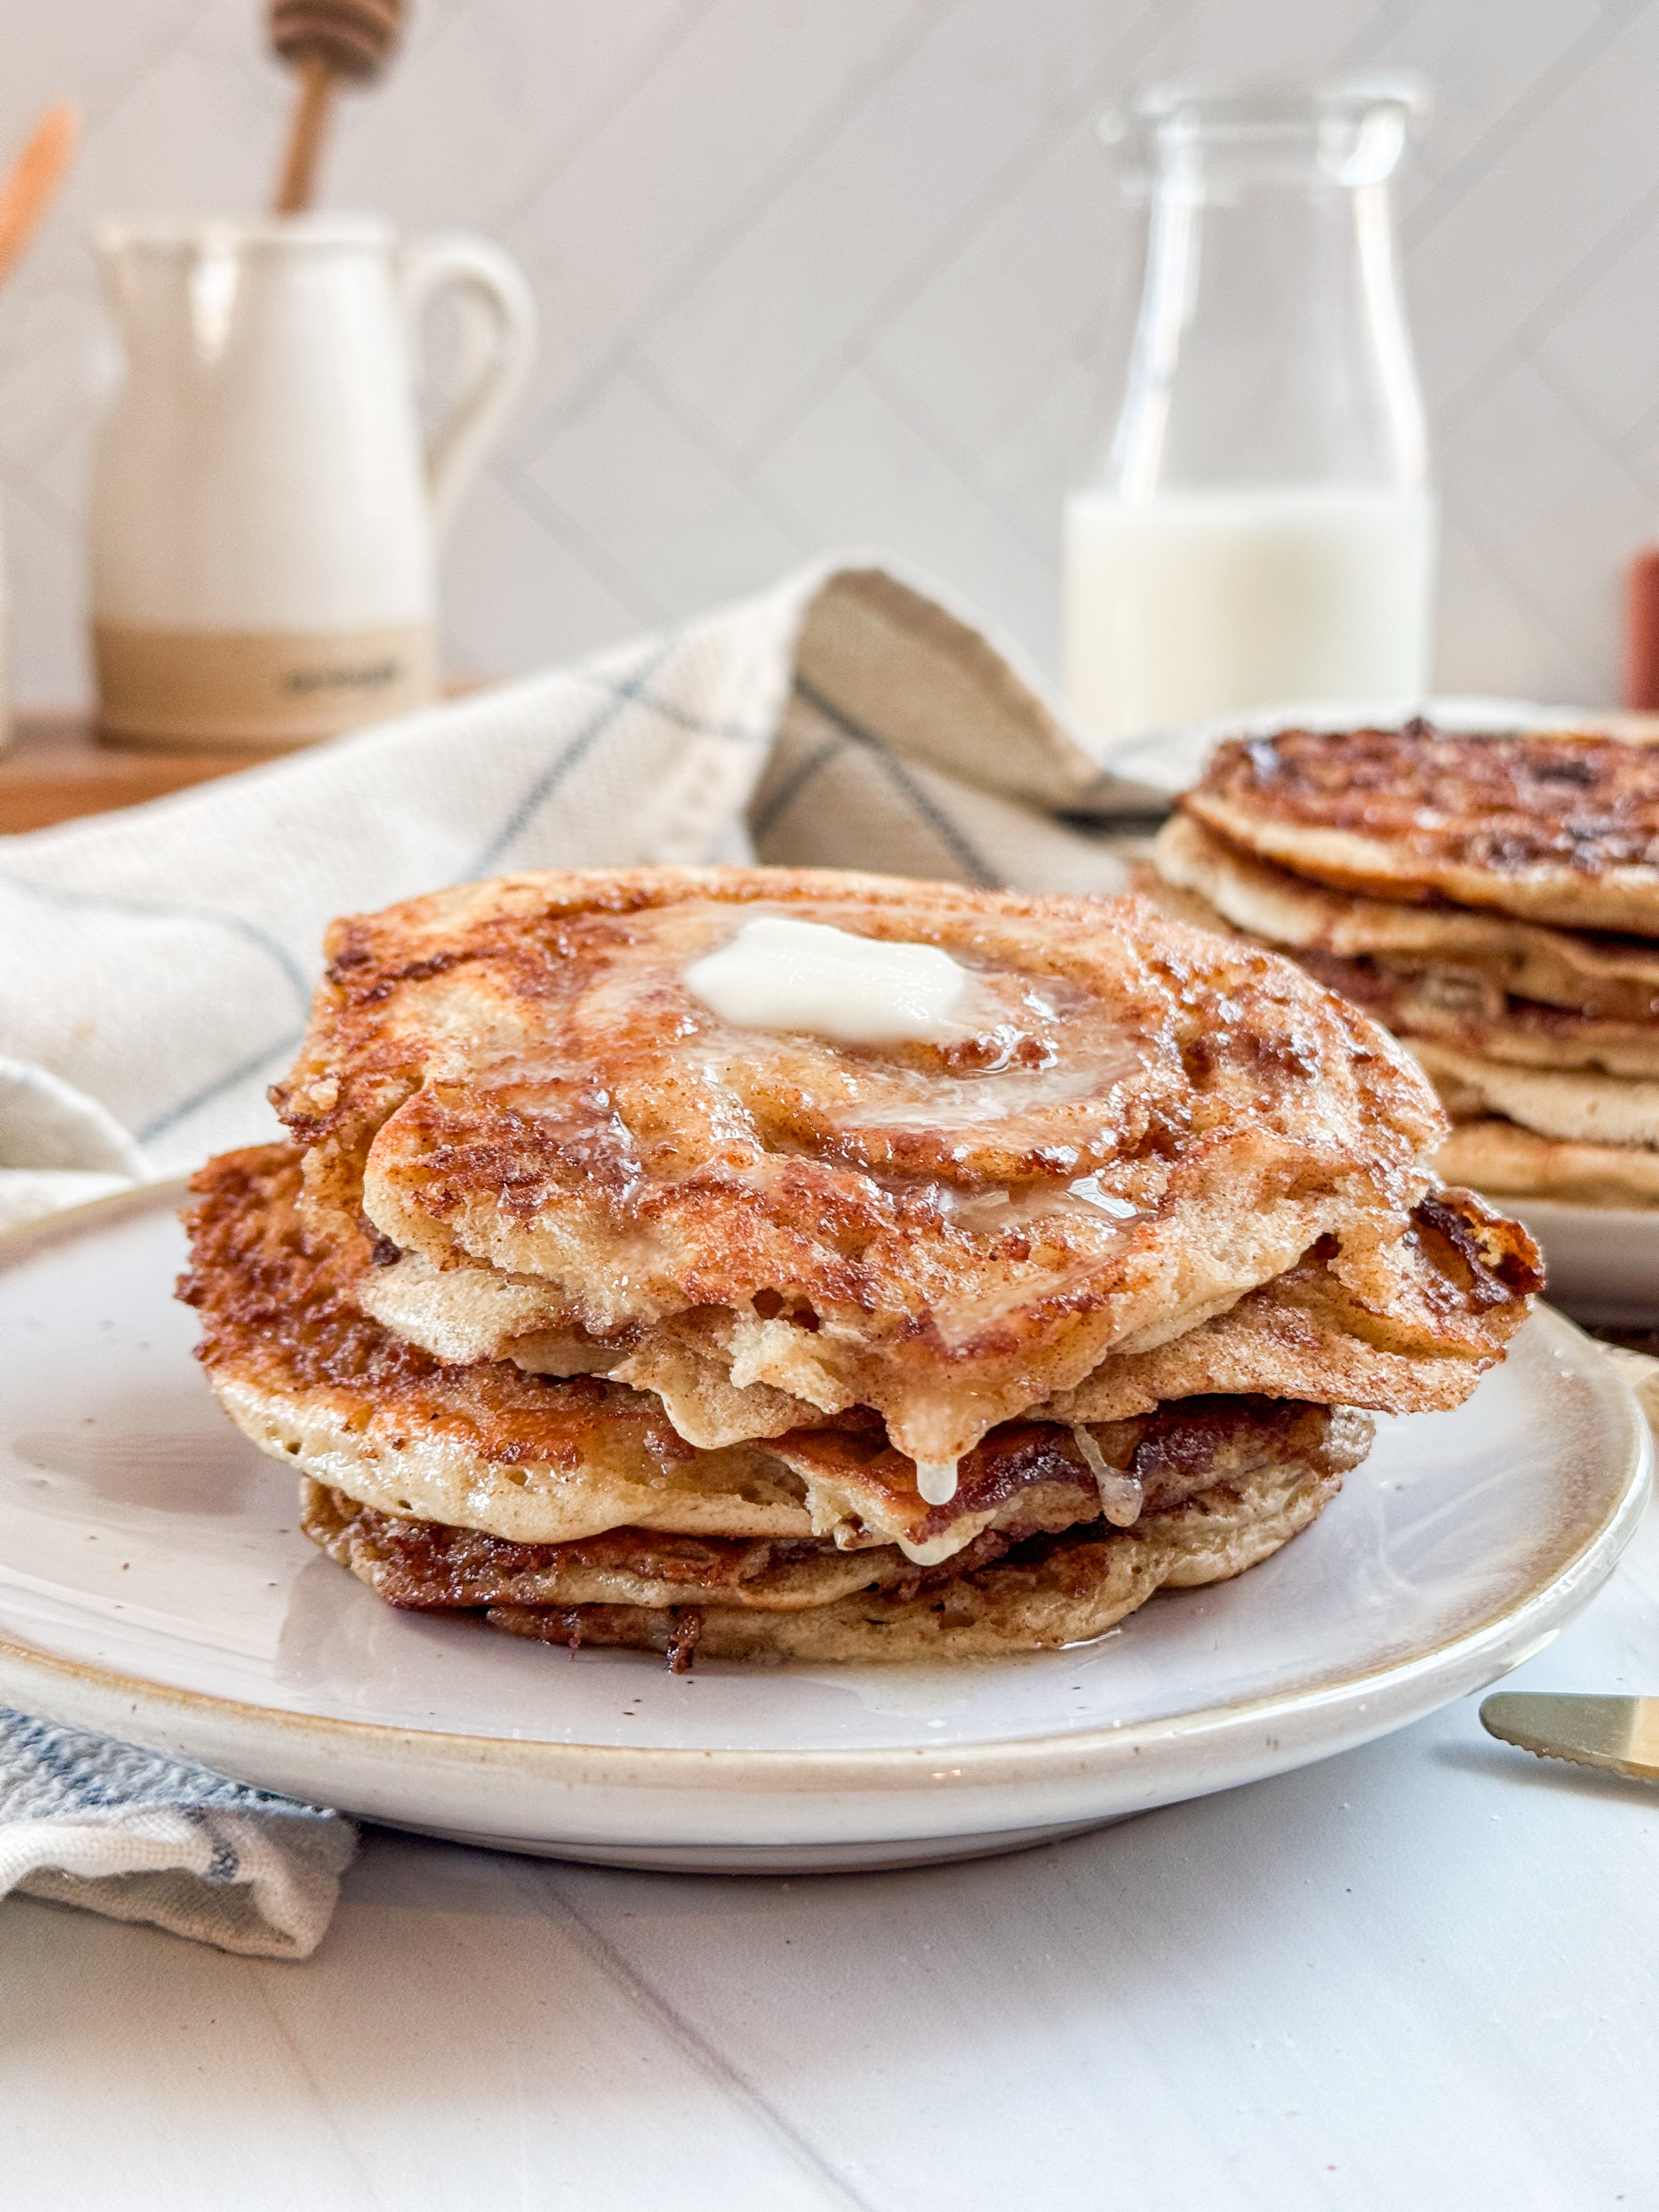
[0,679,490,835]
[0,713,290,834]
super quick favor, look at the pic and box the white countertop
[8,1487,1658,2212]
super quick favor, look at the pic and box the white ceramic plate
[0,1184,1647,1872]
[1505,1198,1659,1330]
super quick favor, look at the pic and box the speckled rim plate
[0,1181,1648,1873]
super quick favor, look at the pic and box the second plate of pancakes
[0,1182,1645,1872]
[1134,697,1659,1324]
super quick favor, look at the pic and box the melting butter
[684,917,967,1044]
[1066,1173,1138,1220]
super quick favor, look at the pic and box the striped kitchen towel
[0,1708,354,1957]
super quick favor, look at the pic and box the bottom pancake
[302,1399,1366,1665]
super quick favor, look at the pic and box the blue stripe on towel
[0,1708,334,1823]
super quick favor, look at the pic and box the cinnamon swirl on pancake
[1183,721,1659,933]
[182,865,1540,1665]
[273,868,1448,1475]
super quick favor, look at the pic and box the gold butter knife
[1480,1693,1659,1784]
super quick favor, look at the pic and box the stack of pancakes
[1153,722,1659,1209]
[180,865,1539,1666]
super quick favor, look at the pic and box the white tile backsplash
[1434,511,1601,701]
[524,364,805,614]
[1375,0,1602,196]
[866,117,1122,458]
[1406,5,1659,406]
[636,0,1107,460]
[979,352,1104,552]
[0,0,1656,710]
[1530,207,1659,458]
[438,465,647,679]
[502,0,920,420]
[759,364,1059,662]
[331,0,703,232]
[1440,354,1654,681]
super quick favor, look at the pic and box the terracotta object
[1625,545,1659,712]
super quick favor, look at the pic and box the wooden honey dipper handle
[270,0,405,216]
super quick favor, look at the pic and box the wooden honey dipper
[269,0,406,216]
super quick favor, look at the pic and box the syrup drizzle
[1070,1426,1144,1526]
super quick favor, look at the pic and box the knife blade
[1480,1693,1659,1784]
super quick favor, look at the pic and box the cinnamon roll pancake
[272,866,1448,1488]
[178,862,1542,1667]
[181,1142,1531,1664]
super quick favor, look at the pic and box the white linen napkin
[0,557,1150,1954]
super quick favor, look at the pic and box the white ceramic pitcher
[89,213,535,749]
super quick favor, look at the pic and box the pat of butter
[685,917,968,1043]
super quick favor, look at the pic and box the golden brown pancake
[184,1147,1533,1568]
[183,1144,1375,1661]
[609,1180,1538,1452]
[1147,851,1659,1082]
[1153,812,1659,1038]
[180,1146,811,1545]
[1183,722,1659,934]
[182,856,1547,1666]
[1283,952,1659,1080]
[1410,1041,1659,1152]
[300,1393,1355,1619]
[271,865,1447,1474]
[1149,810,1659,1205]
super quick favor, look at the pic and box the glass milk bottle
[1064,81,1435,751]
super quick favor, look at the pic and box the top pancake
[1184,722,1659,933]
[273,865,1447,1468]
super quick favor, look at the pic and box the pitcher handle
[399,231,537,537]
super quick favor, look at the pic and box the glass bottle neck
[1105,87,1428,501]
